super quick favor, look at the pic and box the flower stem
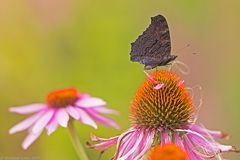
[68,120,89,160]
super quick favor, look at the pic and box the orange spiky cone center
[148,144,188,160]
[47,88,78,108]
[130,71,194,130]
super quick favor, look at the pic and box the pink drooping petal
[117,131,137,157]
[133,130,155,160]
[160,131,171,145]
[88,136,118,150]
[56,108,69,127]
[117,131,144,159]
[76,97,106,108]
[127,130,149,160]
[66,106,81,119]
[9,111,45,134]
[22,131,42,150]
[46,118,58,135]
[182,132,216,159]
[31,110,54,134]
[184,125,239,155]
[154,83,164,90]
[113,128,136,159]
[183,136,204,160]
[9,104,47,114]
[189,124,230,139]
[86,109,120,129]
[76,108,97,129]
[90,133,119,142]
[174,134,184,149]
[127,137,142,159]
[216,143,239,152]
[189,130,239,154]
[94,106,119,115]
[161,131,171,145]
[187,134,218,156]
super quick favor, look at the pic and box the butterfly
[130,15,177,70]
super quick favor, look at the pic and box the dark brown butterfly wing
[130,15,177,69]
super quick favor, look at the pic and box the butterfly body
[130,15,177,70]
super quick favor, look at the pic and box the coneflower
[89,71,238,160]
[9,88,119,160]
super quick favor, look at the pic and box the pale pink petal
[131,131,150,159]
[187,134,219,155]
[9,111,45,134]
[118,131,144,159]
[180,130,216,159]
[161,131,171,145]
[154,83,164,90]
[86,109,120,129]
[177,80,185,86]
[9,104,47,114]
[189,131,239,154]
[76,97,106,108]
[46,118,58,135]
[90,133,119,142]
[217,143,239,152]
[76,108,97,129]
[185,135,214,159]
[189,124,230,139]
[161,132,166,145]
[117,132,136,157]
[94,107,119,115]
[133,130,155,160]
[22,132,42,150]
[174,134,184,149]
[78,94,91,99]
[183,136,204,160]
[56,108,69,127]
[144,71,158,84]
[66,106,80,119]
[32,110,54,134]
[113,129,136,159]
[88,136,118,150]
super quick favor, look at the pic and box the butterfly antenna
[176,44,200,55]
[175,44,190,54]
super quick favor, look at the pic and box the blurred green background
[0,0,239,159]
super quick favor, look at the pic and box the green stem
[68,120,89,160]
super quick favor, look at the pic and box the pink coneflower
[89,71,238,160]
[9,88,119,150]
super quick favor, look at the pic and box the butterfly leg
[144,64,158,70]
